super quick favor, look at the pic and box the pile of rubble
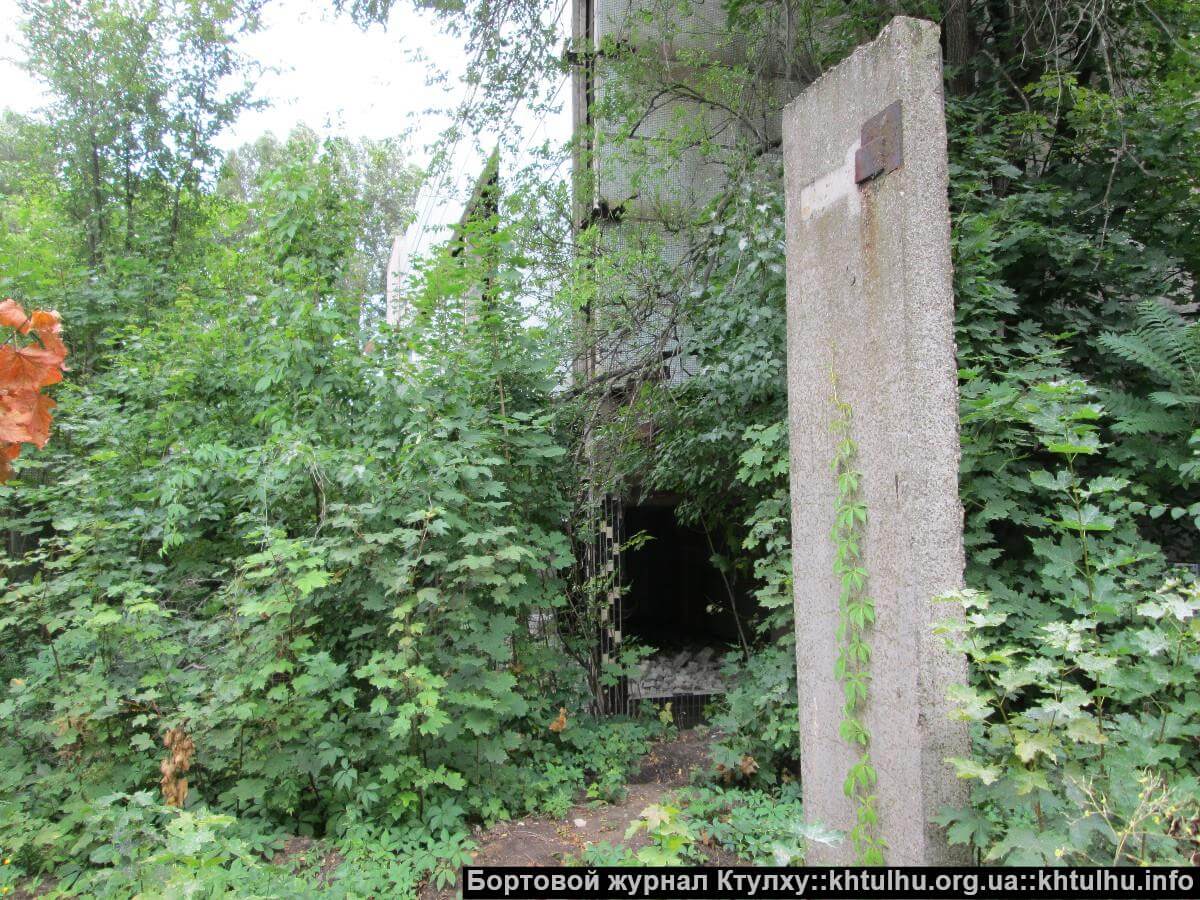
[628,645,728,699]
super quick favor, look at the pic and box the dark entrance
[618,502,744,723]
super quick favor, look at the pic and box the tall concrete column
[782,17,969,865]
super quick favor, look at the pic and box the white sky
[0,0,570,258]
[218,2,465,154]
[1,0,467,155]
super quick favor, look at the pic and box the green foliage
[572,839,636,866]
[219,127,420,316]
[0,4,680,885]
[1098,300,1200,490]
[669,784,815,864]
[27,795,320,897]
[0,251,580,880]
[2,0,1199,886]
[826,378,882,864]
[1100,301,1200,419]
[0,71,657,888]
[940,383,1200,864]
[578,174,800,779]
[570,0,1200,869]
[218,127,420,309]
[623,802,702,865]
[573,784,834,867]
[13,0,263,371]
[937,580,1200,865]
[707,640,797,784]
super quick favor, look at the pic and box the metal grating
[593,493,628,716]
[627,692,716,728]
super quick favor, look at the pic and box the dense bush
[2,0,1199,888]
[576,0,1200,863]
[0,68,664,889]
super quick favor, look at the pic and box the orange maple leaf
[0,299,67,483]
[0,299,27,331]
[0,346,62,390]
[0,390,54,447]
[0,442,18,483]
[28,309,61,334]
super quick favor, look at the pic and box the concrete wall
[782,17,970,865]
[572,0,797,393]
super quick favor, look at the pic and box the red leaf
[0,442,18,483]
[0,299,28,331]
[0,389,54,447]
[27,392,55,448]
[0,390,33,444]
[20,336,68,375]
[0,301,67,464]
[0,346,60,390]
[29,309,61,335]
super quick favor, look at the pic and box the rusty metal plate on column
[855,100,903,184]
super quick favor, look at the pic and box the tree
[218,127,421,318]
[18,0,263,268]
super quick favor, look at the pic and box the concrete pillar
[782,17,969,865]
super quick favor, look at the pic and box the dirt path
[421,728,724,899]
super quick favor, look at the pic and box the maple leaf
[21,326,68,370]
[0,299,28,331]
[0,346,62,390]
[640,804,672,830]
[0,392,30,444]
[27,392,55,447]
[0,442,17,483]
[0,390,54,447]
[28,315,67,372]
[28,309,61,334]
[0,300,68,483]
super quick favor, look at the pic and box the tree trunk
[943,0,975,96]
[168,180,182,253]
[123,150,135,252]
[88,135,105,268]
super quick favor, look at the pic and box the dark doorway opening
[619,503,745,710]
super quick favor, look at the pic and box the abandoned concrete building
[385,1,913,722]
[569,0,802,719]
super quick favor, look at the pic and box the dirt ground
[421,727,735,900]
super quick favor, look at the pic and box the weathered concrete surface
[782,16,969,865]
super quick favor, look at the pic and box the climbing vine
[829,371,884,864]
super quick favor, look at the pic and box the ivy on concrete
[829,371,885,864]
